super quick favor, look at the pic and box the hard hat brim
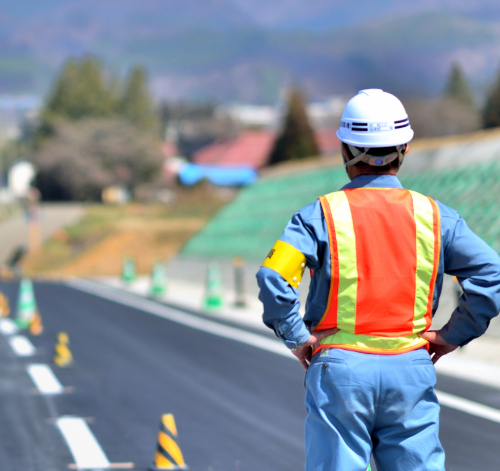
[337,127,414,148]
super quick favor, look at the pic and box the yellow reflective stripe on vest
[319,331,428,354]
[322,191,358,333]
[410,191,437,334]
[262,240,306,289]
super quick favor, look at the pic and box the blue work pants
[304,348,445,470]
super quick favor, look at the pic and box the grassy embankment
[22,184,234,277]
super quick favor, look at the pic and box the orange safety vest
[315,188,441,355]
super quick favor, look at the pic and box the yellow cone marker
[29,311,43,335]
[0,291,10,317]
[150,414,187,470]
[54,332,73,367]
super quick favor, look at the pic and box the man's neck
[347,168,398,181]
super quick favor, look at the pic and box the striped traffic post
[150,414,187,470]
[16,278,37,329]
[203,263,223,310]
[150,262,167,298]
[232,256,247,308]
[121,257,137,284]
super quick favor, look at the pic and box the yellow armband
[262,240,306,289]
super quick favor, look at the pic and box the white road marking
[68,278,294,359]
[436,390,500,424]
[68,463,134,470]
[27,364,64,395]
[56,416,110,469]
[435,355,500,390]
[0,318,18,335]
[8,335,36,356]
[68,278,500,425]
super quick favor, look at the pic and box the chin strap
[344,149,368,168]
[343,145,406,169]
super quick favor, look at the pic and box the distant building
[170,97,344,172]
[218,95,348,131]
[191,128,340,171]
[192,130,275,169]
[162,102,239,159]
[218,104,279,129]
[307,96,347,129]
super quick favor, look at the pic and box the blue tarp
[178,163,258,187]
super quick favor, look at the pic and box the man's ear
[403,143,410,155]
[341,143,349,163]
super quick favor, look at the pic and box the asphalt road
[0,281,499,471]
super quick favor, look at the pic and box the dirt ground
[52,218,206,276]
[21,184,232,277]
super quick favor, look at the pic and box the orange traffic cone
[0,291,10,317]
[29,311,43,335]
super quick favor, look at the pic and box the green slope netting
[181,161,500,261]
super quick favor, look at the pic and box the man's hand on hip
[292,328,339,370]
[418,330,458,364]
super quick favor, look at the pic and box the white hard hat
[337,89,414,148]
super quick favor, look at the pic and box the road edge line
[436,390,500,424]
[66,278,500,426]
[66,278,293,360]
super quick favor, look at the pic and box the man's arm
[421,207,500,363]
[257,265,312,349]
[256,202,338,366]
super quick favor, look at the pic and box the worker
[256,89,500,471]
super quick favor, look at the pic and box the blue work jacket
[256,174,500,349]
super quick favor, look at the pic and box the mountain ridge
[0,1,499,102]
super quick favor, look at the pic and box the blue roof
[178,163,258,187]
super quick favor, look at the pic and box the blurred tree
[44,59,80,118]
[483,69,500,129]
[269,88,319,165]
[33,119,163,201]
[45,56,117,120]
[120,67,159,131]
[445,63,476,109]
